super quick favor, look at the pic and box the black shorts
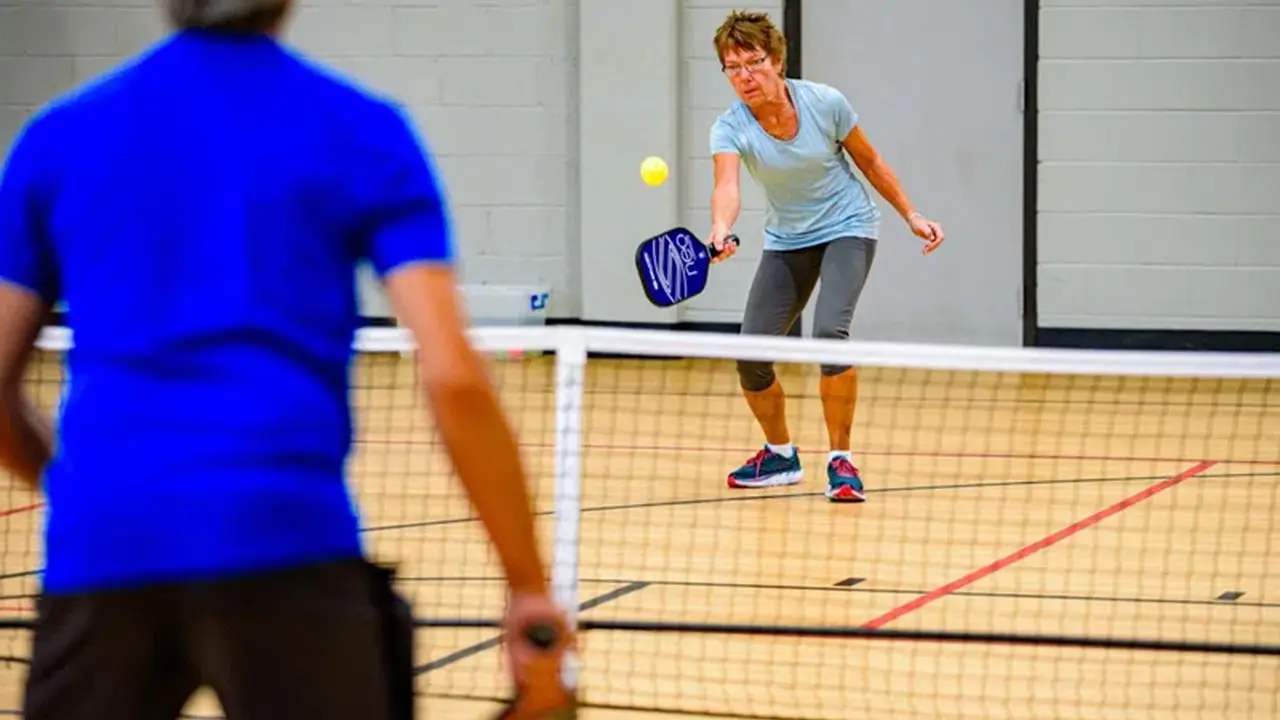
[23,558,415,720]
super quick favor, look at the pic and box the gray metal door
[802,0,1025,346]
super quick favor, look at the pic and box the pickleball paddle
[634,226,739,307]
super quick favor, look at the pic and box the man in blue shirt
[706,11,946,503]
[0,1,568,717]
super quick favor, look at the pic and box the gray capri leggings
[737,235,877,391]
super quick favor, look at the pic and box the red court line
[860,460,1219,630]
[0,503,41,519]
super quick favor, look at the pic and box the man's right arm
[383,264,547,594]
[362,106,548,596]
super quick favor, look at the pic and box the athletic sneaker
[825,455,866,502]
[726,446,803,489]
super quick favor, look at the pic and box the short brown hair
[713,10,787,75]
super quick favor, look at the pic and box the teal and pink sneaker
[727,446,803,489]
[825,455,866,502]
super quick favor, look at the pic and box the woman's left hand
[908,213,945,255]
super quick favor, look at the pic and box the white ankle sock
[829,450,852,462]
[767,443,794,457]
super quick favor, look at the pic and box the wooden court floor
[0,348,1277,718]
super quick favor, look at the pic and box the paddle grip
[524,622,559,651]
[708,233,739,259]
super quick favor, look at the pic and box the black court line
[3,711,227,720]
[361,470,1280,534]
[2,471,1275,607]
[420,690,806,720]
[394,576,1280,611]
[413,581,649,675]
[359,437,1280,470]
[3,714,223,720]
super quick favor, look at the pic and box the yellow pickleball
[640,156,668,186]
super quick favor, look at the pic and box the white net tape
[37,324,1280,378]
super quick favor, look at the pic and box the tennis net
[3,323,1278,719]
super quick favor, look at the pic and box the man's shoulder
[58,36,407,130]
[282,52,429,159]
[285,50,402,116]
[26,42,163,137]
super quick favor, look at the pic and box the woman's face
[721,45,785,106]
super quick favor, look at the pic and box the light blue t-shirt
[710,78,880,251]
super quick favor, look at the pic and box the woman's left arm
[841,126,945,253]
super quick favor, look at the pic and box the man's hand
[383,263,550,597]
[497,591,576,718]
[503,590,574,685]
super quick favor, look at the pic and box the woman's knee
[813,317,852,377]
[812,317,850,342]
[737,359,776,392]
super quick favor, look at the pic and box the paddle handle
[525,622,559,650]
[709,234,739,259]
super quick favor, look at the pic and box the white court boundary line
[35,324,1280,379]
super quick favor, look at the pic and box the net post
[550,330,586,690]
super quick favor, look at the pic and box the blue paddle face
[635,227,712,307]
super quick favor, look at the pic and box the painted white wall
[801,0,1027,346]
[10,2,1275,339]
[579,0,680,325]
[1038,0,1280,333]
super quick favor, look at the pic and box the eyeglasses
[722,55,770,76]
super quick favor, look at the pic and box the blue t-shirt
[0,29,453,594]
[710,78,880,251]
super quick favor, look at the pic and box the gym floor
[1,348,1276,719]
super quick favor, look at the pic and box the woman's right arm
[709,151,741,261]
